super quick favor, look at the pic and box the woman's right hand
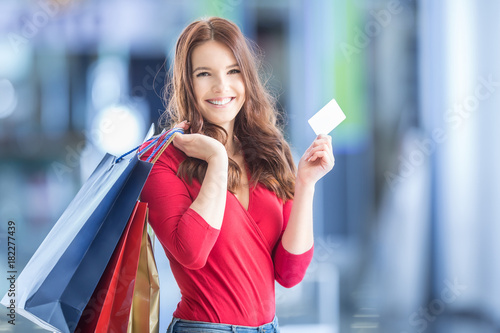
[172,121,227,163]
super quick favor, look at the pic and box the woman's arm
[281,178,315,254]
[281,134,335,254]
[140,123,229,270]
[189,153,228,229]
[172,124,228,230]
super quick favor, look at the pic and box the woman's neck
[225,136,241,159]
[223,123,240,159]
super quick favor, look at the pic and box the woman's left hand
[297,134,335,185]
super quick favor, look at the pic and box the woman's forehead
[191,40,238,67]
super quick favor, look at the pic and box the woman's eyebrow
[193,64,239,72]
[193,66,210,72]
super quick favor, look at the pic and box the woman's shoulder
[157,143,187,168]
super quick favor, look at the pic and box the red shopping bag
[76,201,147,332]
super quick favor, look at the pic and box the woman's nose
[212,74,228,93]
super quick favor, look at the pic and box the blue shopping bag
[1,128,182,333]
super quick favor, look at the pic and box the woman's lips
[206,97,235,106]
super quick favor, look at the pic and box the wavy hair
[161,17,296,201]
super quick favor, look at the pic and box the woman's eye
[228,69,241,74]
[196,72,209,77]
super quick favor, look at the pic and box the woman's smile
[206,97,235,107]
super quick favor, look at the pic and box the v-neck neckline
[230,161,252,212]
[230,189,251,212]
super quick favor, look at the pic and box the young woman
[141,17,335,333]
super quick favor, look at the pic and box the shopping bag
[1,127,183,333]
[127,207,160,333]
[77,129,175,332]
[0,153,151,333]
[75,201,147,333]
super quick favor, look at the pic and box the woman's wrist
[295,176,315,194]
[206,147,228,165]
[206,154,228,167]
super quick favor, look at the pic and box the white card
[307,99,346,135]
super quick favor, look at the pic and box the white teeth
[208,98,232,105]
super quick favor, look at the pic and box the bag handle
[115,127,184,164]
[144,128,181,163]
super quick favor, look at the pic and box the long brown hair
[162,17,296,201]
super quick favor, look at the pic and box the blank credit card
[307,99,346,135]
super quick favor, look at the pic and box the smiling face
[191,40,246,132]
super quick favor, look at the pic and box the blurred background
[1,0,499,332]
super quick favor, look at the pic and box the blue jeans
[166,316,280,333]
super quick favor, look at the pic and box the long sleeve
[272,199,314,288]
[140,151,220,270]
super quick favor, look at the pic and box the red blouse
[140,143,314,326]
